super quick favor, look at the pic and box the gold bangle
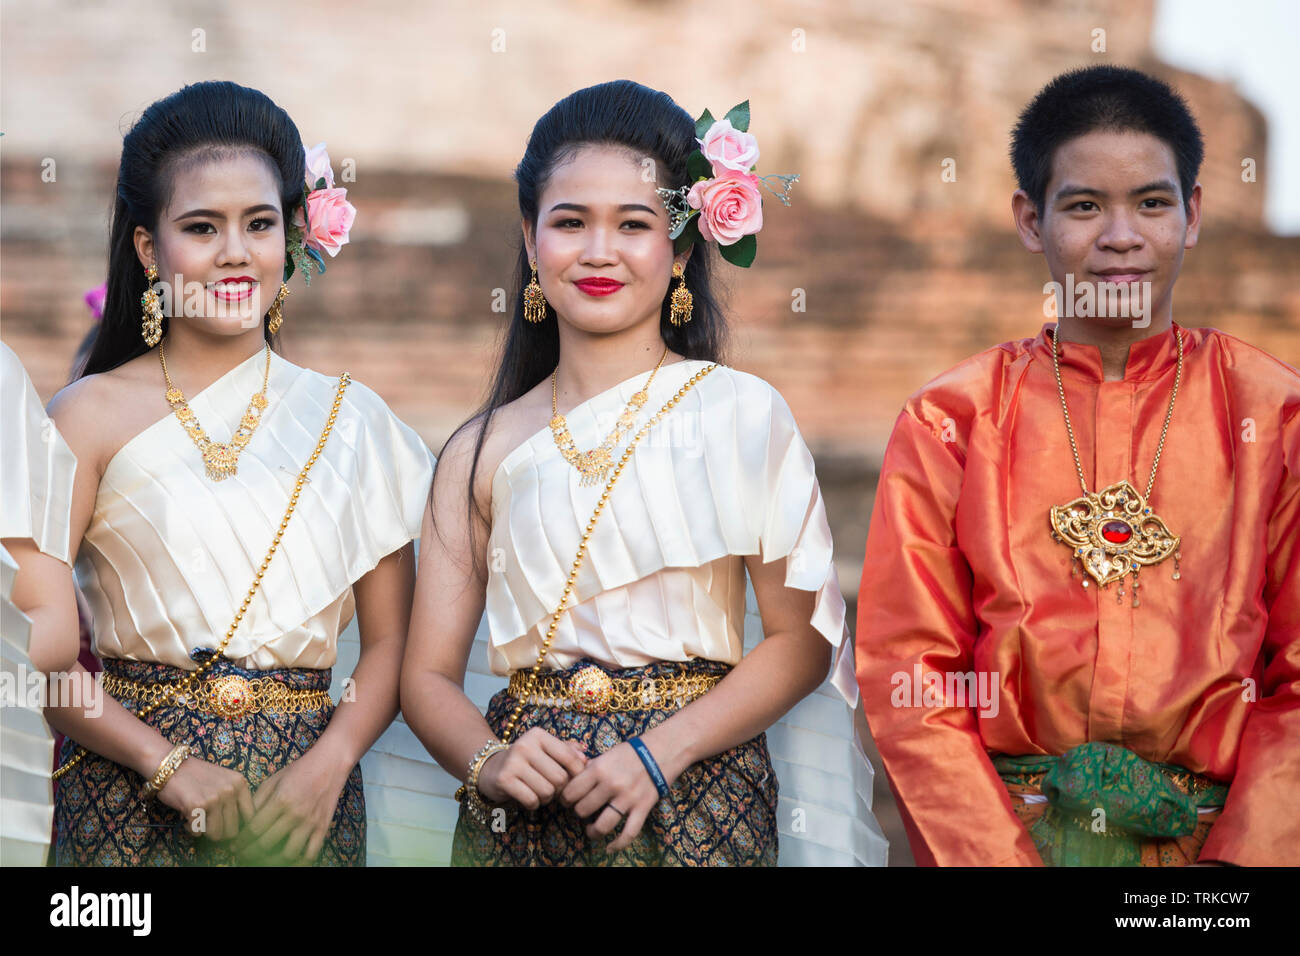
[141,743,192,799]
[455,739,510,825]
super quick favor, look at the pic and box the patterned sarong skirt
[451,658,779,867]
[52,652,365,866]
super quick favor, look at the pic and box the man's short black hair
[1011,65,1204,213]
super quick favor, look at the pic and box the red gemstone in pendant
[1101,520,1132,544]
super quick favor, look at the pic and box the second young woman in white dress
[402,80,885,865]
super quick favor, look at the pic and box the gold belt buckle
[568,665,614,713]
[211,674,254,718]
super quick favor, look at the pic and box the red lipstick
[210,276,258,302]
[574,277,624,296]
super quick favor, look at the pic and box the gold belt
[507,664,722,714]
[102,672,333,720]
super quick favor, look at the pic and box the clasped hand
[477,727,666,853]
[158,748,348,865]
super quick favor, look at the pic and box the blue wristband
[627,736,670,799]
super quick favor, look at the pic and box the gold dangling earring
[141,262,164,347]
[523,260,548,324]
[668,261,693,326]
[267,282,290,334]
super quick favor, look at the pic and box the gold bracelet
[141,743,192,799]
[455,739,510,824]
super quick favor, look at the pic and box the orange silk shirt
[855,322,1300,866]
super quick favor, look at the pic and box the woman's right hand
[155,756,255,842]
[477,728,589,809]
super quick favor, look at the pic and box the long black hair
[439,80,732,571]
[78,81,305,379]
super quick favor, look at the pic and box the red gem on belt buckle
[211,674,253,718]
[568,666,614,713]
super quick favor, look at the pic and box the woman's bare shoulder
[47,354,168,475]
[438,383,552,512]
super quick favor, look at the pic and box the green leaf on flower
[687,151,712,183]
[668,208,697,240]
[283,218,306,283]
[718,232,756,268]
[694,109,716,140]
[724,100,750,133]
[673,217,702,256]
[313,177,327,191]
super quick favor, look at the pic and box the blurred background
[3,0,1297,865]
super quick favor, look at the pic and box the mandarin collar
[1034,321,1192,383]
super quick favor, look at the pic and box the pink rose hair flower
[687,171,764,245]
[655,100,798,268]
[296,187,356,258]
[304,142,335,189]
[284,140,356,284]
[698,119,759,175]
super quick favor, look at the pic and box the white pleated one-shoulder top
[76,347,435,671]
[486,358,858,701]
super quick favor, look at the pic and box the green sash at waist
[993,742,1228,866]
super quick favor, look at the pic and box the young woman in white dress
[402,80,886,865]
[41,81,433,866]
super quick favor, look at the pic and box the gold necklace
[159,341,272,482]
[550,346,670,487]
[1048,325,1183,607]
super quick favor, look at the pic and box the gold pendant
[160,342,272,483]
[1049,479,1180,590]
[576,448,612,487]
[204,443,240,481]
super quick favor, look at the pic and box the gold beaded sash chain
[497,363,720,745]
[52,372,353,781]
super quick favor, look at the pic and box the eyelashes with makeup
[183,217,279,235]
[552,218,652,230]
